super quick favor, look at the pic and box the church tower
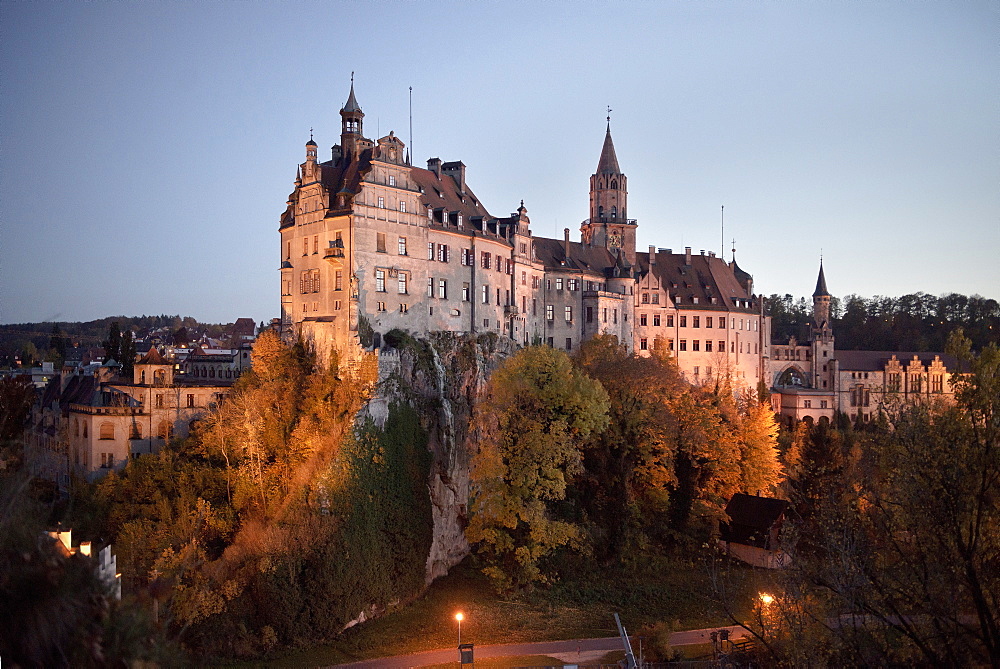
[810,260,835,389]
[581,119,636,264]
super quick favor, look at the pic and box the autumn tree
[467,345,609,590]
[760,332,999,666]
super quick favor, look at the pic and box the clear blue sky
[2,1,997,325]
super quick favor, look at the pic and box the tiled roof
[635,250,757,311]
[410,166,492,221]
[136,346,167,365]
[725,493,788,531]
[835,350,961,372]
[532,237,617,275]
[813,261,830,297]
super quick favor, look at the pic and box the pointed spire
[813,260,830,297]
[342,72,362,113]
[597,125,621,175]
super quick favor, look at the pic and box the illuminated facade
[279,83,770,385]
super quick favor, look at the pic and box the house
[719,492,791,569]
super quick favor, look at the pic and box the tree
[760,332,999,666]
[466,346,609,590]
[103,321,122,364]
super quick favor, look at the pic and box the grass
[255,549,762,668]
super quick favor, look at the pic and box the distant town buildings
[24,321,256,486]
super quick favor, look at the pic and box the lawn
[257,549,760,668]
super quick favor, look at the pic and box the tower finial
[606,105,612,129]
[351,71,354,86]
[309,127,313,141]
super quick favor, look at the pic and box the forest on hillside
[0,315,243,367]
[767,291,999,352]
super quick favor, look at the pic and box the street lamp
[455,612,464,646]
[759,592,774,606]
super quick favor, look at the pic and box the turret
[581,116,636,264]
[340,78,364,161]
[812,260,831,329]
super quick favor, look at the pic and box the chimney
[442,161,466,193]
[564,228,571,260]
[427,157,442,178]
[685,247,692,265]
[649,245,656,265]
[700,249,705,255]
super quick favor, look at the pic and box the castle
[279,82,770,388]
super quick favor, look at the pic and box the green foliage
[467,345,610,591]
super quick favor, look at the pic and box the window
[377,301,386,312]
[335,270,343,291]
[389,175,396,186]
[377,196,385,208]
[546,305,554,321]
[532,276,540,289]
[313,236,319,253]
[652,293,659,304]
[482,285,489,304]
[613,309,618,324]
[565,338,572,351]
[303,238,308,256]
[428,277,435,297]
[496,254,502,271]
[375,269,386,292]
[462,248,473,266]
[693,316,700,328]
[437,244,450,263]
[186,394,195,408]
[888,373,901,392]
[640,338,648,350]
[462,282,470,301]
[522,271,527,285]
[398,237,407,255]
[821,400,829,409]
[520,242,527,254]
[706,340,713,352]
[602,308,608,323]
[642,293,649,304]
[804,400,812,408]
[731,341,735,353]
[286,241,291,260]
[706,318,713,328]
[694,366,700,376]
[667,315,674,327]
[679,340,687,351]
[565,306,573,322]
[719,317,726,328]
[932,374,943,393]
[587,307,594,323]
[400,303,408,313]
[496,288,501,305]
[438,279,447,299]
[680,315,687,327]
[99,423,114,440]
[481,251,491,269]
[568,279,578,291]
[155,394,164,408]
[547,337,554,347]
[428,242,435,260]
[398,273,408,294]
[376,233,386,253]
[668,339,674,351]
[640,314,647,326]
[653,314,661,327]
[692,340,700,351]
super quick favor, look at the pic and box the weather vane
[607,105,612,123]
[309,127,313,141]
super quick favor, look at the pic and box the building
[769,262,961,424]
[279,82,770,386]
[26,347,234,486]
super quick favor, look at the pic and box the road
[331,625,750,668]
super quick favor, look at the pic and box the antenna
[409,86,413,165]
[721,205,725,262]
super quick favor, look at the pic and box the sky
[2,1,997,325]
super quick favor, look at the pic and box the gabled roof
[596,126,621,175]
[409,166,492,221]
[532,237,617,275]
[835,350,961,372]
[635,250,757,311]
[136,346,167,366]
[725,493,788,531]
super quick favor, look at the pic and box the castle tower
[339,78,364,161]
[581,119,636,264]
[810,260,835,389]
[303,136,318,181]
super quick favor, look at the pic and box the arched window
[99,422,114,440]
[157,421,172,440]
[209,367,215,378]
[611,205,617,218]
[74,420,79,437]
[610,180,617,190]
[83,423,88,438]
[140,370,146,384]
[598,206,604,219]
[153,369,165,385]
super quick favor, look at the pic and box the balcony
[504,304,519,316]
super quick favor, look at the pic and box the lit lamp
[455,612,464,646]
[759,593,774,606]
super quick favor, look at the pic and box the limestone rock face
[372,332,515,584]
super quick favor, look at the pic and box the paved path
[331,625,749,668]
